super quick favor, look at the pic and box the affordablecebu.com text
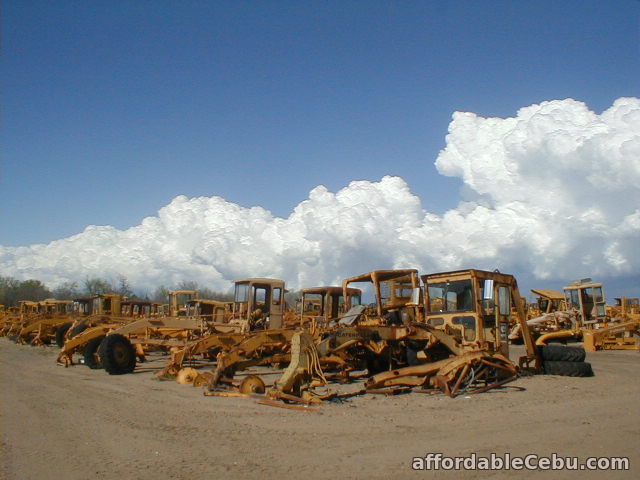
[412,453,630,471]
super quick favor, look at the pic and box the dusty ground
[1,339,638,480]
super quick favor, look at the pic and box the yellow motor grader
[14,299,74,346]
[159,278,294,384]
[380,269,593,383]
[2,299,74,345]
[54,294,130,347]
[534,279,640,351]
[508,289,575,343]
[171,281,368,392]
[0,300,40,338]
[269,268,594,403]
[57,290,233,374]
[291,285,362,328]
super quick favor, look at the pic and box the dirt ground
[1,339,638,480]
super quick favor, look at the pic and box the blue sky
[3,0,638,247]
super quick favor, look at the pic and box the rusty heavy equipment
[159,278,290,379]
[55,294,130,348]
[528,289,567,317]
[170,281,369,392]
[342,269,423,325]
[361,269,526,394]
[165,269,594,406]
[534,279,640,351]
[508,289,575,343]
[267,331,329,404]
[1,300,74,345]
[581,294,639,351]
[57,291,234,374]
[167,290,197,316]
[291,286,362,328]
[292,269,592,403]
[14,299,74,346]
[0,301,39,338]
[183,298,232,322]
[266,269,527,403]
[362,269,594,393]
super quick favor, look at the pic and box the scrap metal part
[239,375,266,394]
[271,331,327,397]
[364,351,518,398]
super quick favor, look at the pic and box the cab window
[428,280,474,312]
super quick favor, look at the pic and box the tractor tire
[69,323,89,338]
[542,361,594,377]
[539,345,586,362]
[83,335,106,369]
[98,334,136,375]
[55,322,73,347]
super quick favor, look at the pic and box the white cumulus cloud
[1,97,638,292]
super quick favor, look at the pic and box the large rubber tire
[542,361,594,377]
[69,323,89,338]
[98,334,136,375]
[83,335,106,369]
[539,345,586,362]
[55,322,73,347]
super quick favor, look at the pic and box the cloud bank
[1,97,638,293]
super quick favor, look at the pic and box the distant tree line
[0,275,234,307]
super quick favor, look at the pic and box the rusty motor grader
[0,299,74,345]
[57,290,232,374]
[531,279,640,352]
[297,268,527,397]
[291,286,362,328]
[14,299,74,346]
[508,289,574,343]
[165,280,370,392]
[267,268,593,403]
[0,300,40,338]
[160,277,300,385]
